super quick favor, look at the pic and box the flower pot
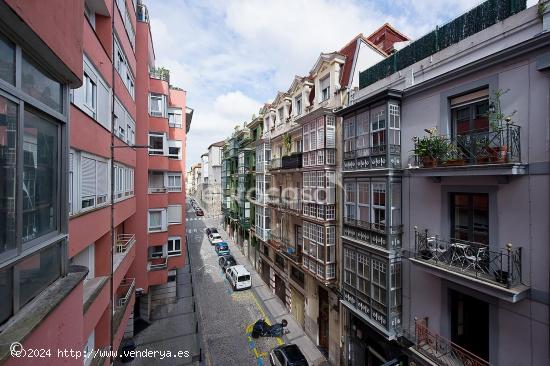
[442,159,465,167]
[421,156,436,168]
[486,146,508,163]
[494,270,509,284]
[420,249,433,260]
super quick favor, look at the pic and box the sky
[145,0,537,169]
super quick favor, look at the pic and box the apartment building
[218,30,405,365]
[187,162,201,196]
[0,1,191,364]
[197,140,225,215]
[338,1,549,365]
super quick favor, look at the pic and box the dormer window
[295,95,302,116]
[320,75,330,101]
[278,107,284,124]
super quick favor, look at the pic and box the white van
[226,265,251,290]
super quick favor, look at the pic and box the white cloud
[144,0,534,168]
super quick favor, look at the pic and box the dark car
[205,227,218,236]
[215,242,230,256]
[269,344,308,366]
[196,209,204,216]
[218,255,237,270]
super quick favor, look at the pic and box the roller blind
[168,205,182,224]
[82,157,96,197]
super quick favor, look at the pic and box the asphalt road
[185,199,280,366]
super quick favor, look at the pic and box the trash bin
[119,339,136,363]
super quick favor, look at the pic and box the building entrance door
[318,286,329,350]
[261,260,270,285]
[291,286,305,328]
[274,273,286,304]
[450,290,489,361]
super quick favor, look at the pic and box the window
[1,96,18,257]
[356,111,369,154]
[167,237,182,256]
[148,133,165,155]
[295,95,302,116]
[113,37,135,99]
[166,172,181,192]
[451,193,489,244]
[168,205,182,224]
[148,209,166,232]
[148,171,165,192]
[73,56,111,130]
[168,108,183,128]
[388,103,401,146]
[22,54,63,112]
[149,93,165,117]
[372,259,387,306]
[344,182,356,220]
[168,140,182,159]
[358,181,370,223]
[70,243,95,279]
[370,105,386,148]
[115,0,136,49]
[80,154,109,210]
[451,89,489,135]
[149,245,164,258]
[84,4,96,29]
[0,34,15,84]
[114,97,135,145]
[372,182,386,229]
[278,107,284,124]
[320,75,330,101]
[23,109,58,242]
[113,163,133,200]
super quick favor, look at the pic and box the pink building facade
[0,1,190,365]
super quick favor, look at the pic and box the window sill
[0,266,88,363]
[148,229,167,233]
[167,252,181,257]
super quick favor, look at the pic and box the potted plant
[442,144,465,166]
[485,89,517,163]
[413,128,449,168]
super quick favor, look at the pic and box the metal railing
[343,217,402,234]
[414,318,490,366]
[413,124,521,167]
[149,68,170,82]
[282,153,303,169]
[115,278,136,309]
[148,257,168,271]
[413,228,522,288]
[269,158,282,170]
[148,186,167,193]
[115,234,135,253]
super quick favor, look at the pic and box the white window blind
[81,156,96,208]
[167,173,182,191]
[168,205,182,224]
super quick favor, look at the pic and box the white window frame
[295,95,302,116]
[167,139,182,160]
[149,93,166,118]
[320,75,330,101]
[167,172,182,192]
[167,204,182,225]
[168,107,183,128]
[167,237,182,256]
[148,209,167,232]
[148,133,166,155]
[76,151,110,213]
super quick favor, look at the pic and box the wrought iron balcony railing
[413,318,490,366]
[281,153,303,169]
[413,228,522,288]
[413,124,521,168]
[343,216,402,234]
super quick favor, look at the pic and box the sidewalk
[215,225,329,366]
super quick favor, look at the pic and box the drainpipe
[109,0,116,361]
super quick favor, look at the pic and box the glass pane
[23,109,58,243]
[18,243,61,307]
[0,96,17,257]
[0,35,15,84]
[22,54,63,112]
[0,268,12,324]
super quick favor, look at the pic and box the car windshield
[238,275,250,282]
[211,234,221,238]
[284,345,306,363]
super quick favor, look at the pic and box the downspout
[109,0,116,361]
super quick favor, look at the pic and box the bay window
[370,105,385,148]
[344,182,356,221]
[344,117,355,154]
[356,111,369,156]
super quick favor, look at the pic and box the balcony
[411,318,489,366]
[137,3,150,22]
[343,144,401,171]
[147,257,168,271]
[268,197,301,214]
[113,278,135,332]
[282,153,303,169]
[149,68,169,83]
[255,227,271,242]
[269,157,282,170]
[148,186,167,194]
[410,228,528,302]
[269,231,288,251]
[114,234,136,274]
[410,124,524,176]
[280,244,302,265]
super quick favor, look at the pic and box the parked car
[215,242,230,256]
[225,265,251,290]
[205,227,218,236]
[209,233,223,245]
[269,344,308,366]
[196,209,204,216]
[218,255,237,270]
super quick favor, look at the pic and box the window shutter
[168,205,182,224]
[326,124,335,148]
[161,209,167,231]
[97,80,111,130]
[81,156,96,198]
[96,160,108,197]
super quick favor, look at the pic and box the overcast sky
[145,0,537,169]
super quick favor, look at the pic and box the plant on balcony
[441,143,465,166]
[485,89,517,162]
[413,128,449,167]
[282,133,292,156]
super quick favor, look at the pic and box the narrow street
[185,199,280,366]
